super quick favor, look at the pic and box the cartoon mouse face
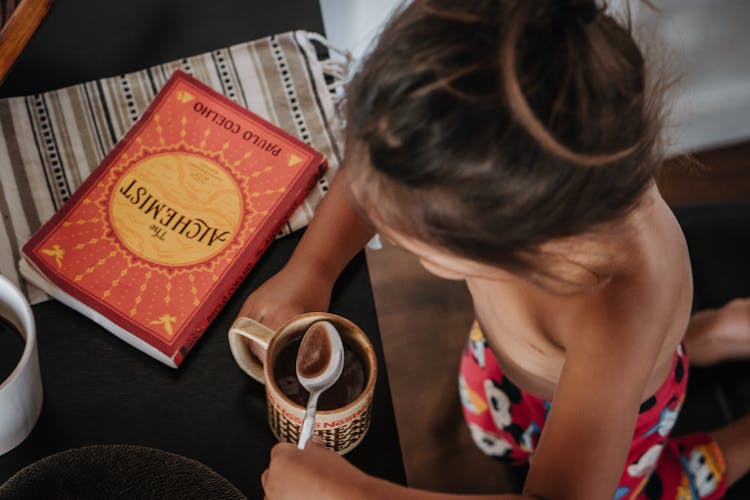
[484,378,514,429]
[687,447,720,497]
[675,443,724,500]
[467,423,513,459]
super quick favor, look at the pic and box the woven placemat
[0,444,246,499]
[0,30,347,303]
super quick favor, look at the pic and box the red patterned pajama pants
[459,322,728,500]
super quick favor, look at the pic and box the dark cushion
[0,444,246,499]
[673,203,750,499]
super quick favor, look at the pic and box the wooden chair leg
[0,0,55,86]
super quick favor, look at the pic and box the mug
[228,312,376,455]
[0,275,43,455]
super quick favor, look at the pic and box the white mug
[0,274,43,455]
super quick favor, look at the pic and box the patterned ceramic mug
[228,312,376,455]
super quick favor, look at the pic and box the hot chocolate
[0,316,24,383]
[296,322,331,379]
[274,335,365,411]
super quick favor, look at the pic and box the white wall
[637,0,750,153]
[319,0,403,62]
[319,0,750,154]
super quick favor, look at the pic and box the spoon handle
[297,392,320,449]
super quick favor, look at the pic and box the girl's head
[343,0,665,286]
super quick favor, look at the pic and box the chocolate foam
[275,335,365,411]
[297,322,331,379]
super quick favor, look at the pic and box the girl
[244,1,750,498]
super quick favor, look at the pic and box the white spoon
[296,320,344,449]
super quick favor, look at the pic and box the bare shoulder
[622,188,692,348]
[558,188,692,388]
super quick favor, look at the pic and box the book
[19,70,326,368]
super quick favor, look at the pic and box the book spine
[177,162,328,359]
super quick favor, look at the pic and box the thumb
[310,435,325,447]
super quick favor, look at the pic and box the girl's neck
[472,183,661,297]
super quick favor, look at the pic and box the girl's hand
[238,257,334,329]
[236,259,334,360]
[235,173,376,360]
[261,438,371,500]
[262,440,531,500]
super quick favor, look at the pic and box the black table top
[0,1,406,497]
[0,0,327,97]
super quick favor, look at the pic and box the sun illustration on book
[37,82,310,344]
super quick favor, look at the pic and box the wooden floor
[366,141,750,494]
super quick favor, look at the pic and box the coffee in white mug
[0,316,25,383]
[0,275,43,456]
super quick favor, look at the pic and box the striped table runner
[0,31,347,303]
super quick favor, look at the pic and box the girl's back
[466,183,692,402]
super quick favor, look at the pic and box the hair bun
[560,0,599,24]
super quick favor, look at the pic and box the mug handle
[228,317,275,383]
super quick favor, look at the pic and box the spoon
[296,320,344,449]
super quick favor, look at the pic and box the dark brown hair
[344,0,665,281]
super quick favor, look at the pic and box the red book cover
[20,71,326,367]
